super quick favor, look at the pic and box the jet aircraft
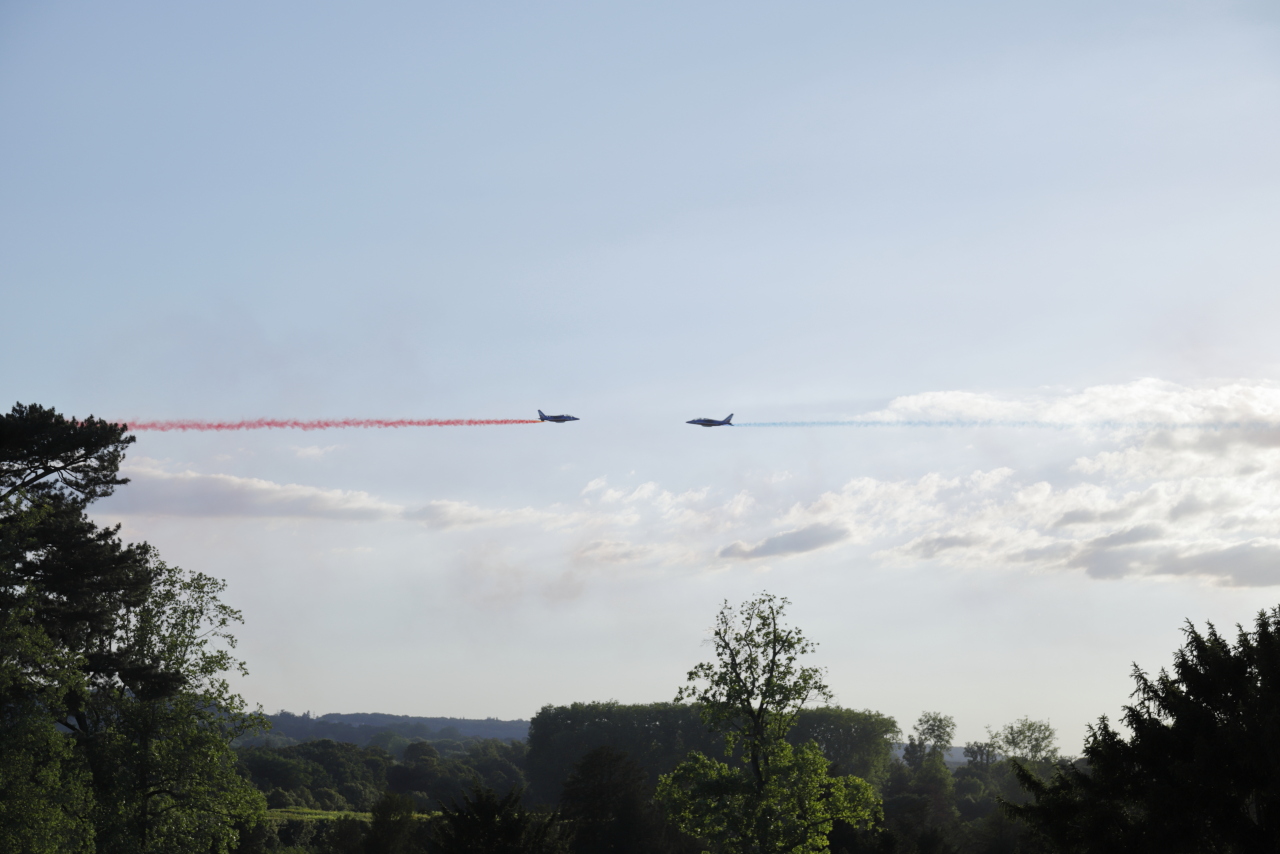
[686,414,733,427]
[538,410,580,423]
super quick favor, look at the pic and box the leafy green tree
[657,593,879,854]
[2,403,265,851]
[527,701,896,814]
[458,738,528,799]
[1011,606,1280,852]
[992,718,1057,763]
[962,738,998,774]
[2,404,163,852]
[67,559,267,854]
[1,404,169,705]
[902,712,955,772]
[386,742,441,799]
[527,702,722,804]
[0,606,94,854]
[789,707,899,789]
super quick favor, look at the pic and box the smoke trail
[736,420,1280,429]
[127,418,542,432]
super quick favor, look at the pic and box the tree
[0,402,134,505]
[526,702,720,805]
[992,718,1057,763]
[560,746,663,854]
[365,792,422,854]
[902,712,955,772]
[2,404,265,853]
[526,702,897,812]
[656,593,880,854]
[1010,606,1280,852]
[962,739,998,774]
[0,606,94,854]
[0,404,165,703]
[789,707,899,788]
[1,404,157,852]
[69,559,266,854]
[883,712,959,844]
[427,786,570,854]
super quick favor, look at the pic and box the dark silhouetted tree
[428,786,569,854]
[561,746,662,854]
[1011,606,1280,853]
[365,792,421,854]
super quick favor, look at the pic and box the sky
[4,0,1280,747]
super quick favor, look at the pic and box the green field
[265,808,369,822]
[265,808,437,822]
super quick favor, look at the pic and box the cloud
[293,445,339,458]
[573,539,653,564]
[1152,542,1280,587]
[719,524,850,560]
[692,381,1280,586]
[860,378,1280,429]
[106,460,402,520]
[406,500,568,530]
[898,533,987,560]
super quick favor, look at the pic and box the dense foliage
[656,594,879,853]
[238,736,530,813]
[1,403,265,853]
[251,711,527,748]
[1010,607,1280,853]
[526,702,897,806]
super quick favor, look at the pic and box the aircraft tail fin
[725,414,733,423]
[538,410,546,420]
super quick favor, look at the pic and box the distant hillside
[319,712,529,740]
[248,711,529,748]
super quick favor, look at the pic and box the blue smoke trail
[736,420,1280,430]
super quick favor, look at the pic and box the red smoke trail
[126,418,542,432]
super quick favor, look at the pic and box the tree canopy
[1011,606,1280,852]
[1,402,265,853]
[0,402,134,506]
[657,593,880,854]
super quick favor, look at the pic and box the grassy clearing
[265,808,438,822]
[266,808,370,821]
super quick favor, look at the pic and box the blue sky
[5,0,1280,746]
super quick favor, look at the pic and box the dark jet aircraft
[538,410,580,423]
[687,413,734,427]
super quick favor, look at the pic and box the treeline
[237,737,528,813]
[244,711,528,749]
[232,702,896,808]
[224,594,1086,854]
[231,700,1055,853]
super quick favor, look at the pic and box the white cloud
[861,378,1280,428]
[293,445,339,458]
[107,460,402,520]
